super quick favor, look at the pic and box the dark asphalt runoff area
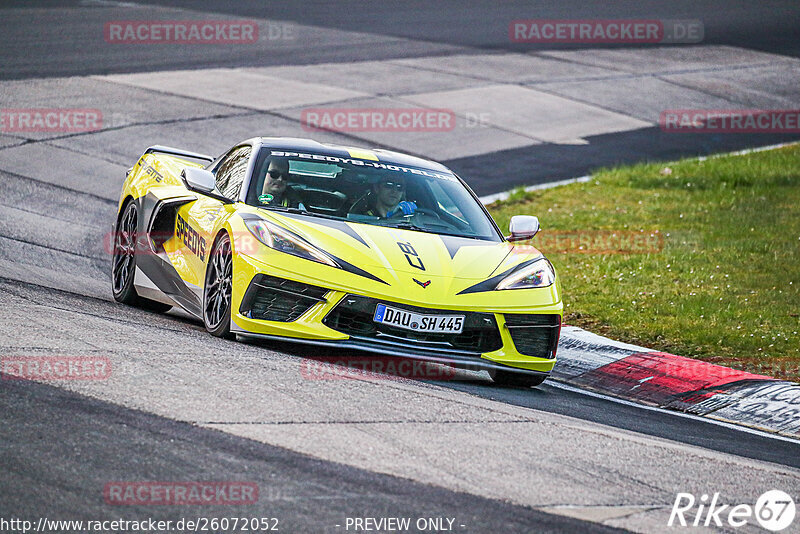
[0,378,625,534]
[2,0,799,80]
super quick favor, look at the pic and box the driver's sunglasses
[381,181,405,191]
[267,169,290,181]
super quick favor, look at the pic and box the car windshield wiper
[259,205,308,215]
[258,205,343,221]
[382,221,490,241]
[381,221,431,232]
[435,231,488,240]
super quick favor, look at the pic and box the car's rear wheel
[489,367,547,388]
[203,233,233,338]
[112,201,172,312]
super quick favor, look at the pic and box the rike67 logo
[669,490,795,531]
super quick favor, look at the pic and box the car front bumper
[230,252,561,375]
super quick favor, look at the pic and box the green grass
[488,145,800,380]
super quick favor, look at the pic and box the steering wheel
[389,207,441,219]
[412,207,442,219]
[392,207,463,232]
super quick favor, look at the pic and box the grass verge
[488,144,800,381]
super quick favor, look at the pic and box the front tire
[489,367,547,388]
[203,233,233,338]
[111,201,172,313]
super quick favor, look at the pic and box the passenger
[258,157,305,209]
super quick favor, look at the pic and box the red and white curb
[555,326,800,438]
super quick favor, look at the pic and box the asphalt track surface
[3,0,800,79]
[3,1,800,194]
[1,379,622,534]
[1,2,800,533]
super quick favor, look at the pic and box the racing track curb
[480,142,800,439]
[554,327,800,438]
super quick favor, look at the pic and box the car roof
[256,137,452,174]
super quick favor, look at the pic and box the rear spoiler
[143,145,214,164]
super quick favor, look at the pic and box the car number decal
[397,241,425,271]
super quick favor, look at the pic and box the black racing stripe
[439,234,499,259]
[282,212,370,248]
[330,255,389,285]
[136,253,202,317]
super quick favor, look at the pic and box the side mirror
[181,167,217,194]
[507,215,539,242]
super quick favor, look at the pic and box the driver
[258,157,305,209]
[355,177,417,217]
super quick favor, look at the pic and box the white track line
[548,380,800,445]
[478,175,592,204]
[696,141,799,161]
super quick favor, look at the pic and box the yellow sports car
[112,138,562,386]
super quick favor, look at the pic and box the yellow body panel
[117,149,562,375]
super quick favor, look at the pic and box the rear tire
[489,368,547,388]
[203,233,233,339]
[111,200,172,313]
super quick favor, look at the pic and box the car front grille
[322,295,502,354]
[503,314,561,358]
[239,274,329,322]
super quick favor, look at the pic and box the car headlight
[496,258,555,290]
[244,219,339,268]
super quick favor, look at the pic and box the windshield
[244,148,501,241]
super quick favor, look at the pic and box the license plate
[373,304,464,334]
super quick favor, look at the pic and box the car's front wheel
[203,233,233,338]
[111,201,172,312]
[489,367,547,388]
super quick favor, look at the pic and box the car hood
[258,211,542,281]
